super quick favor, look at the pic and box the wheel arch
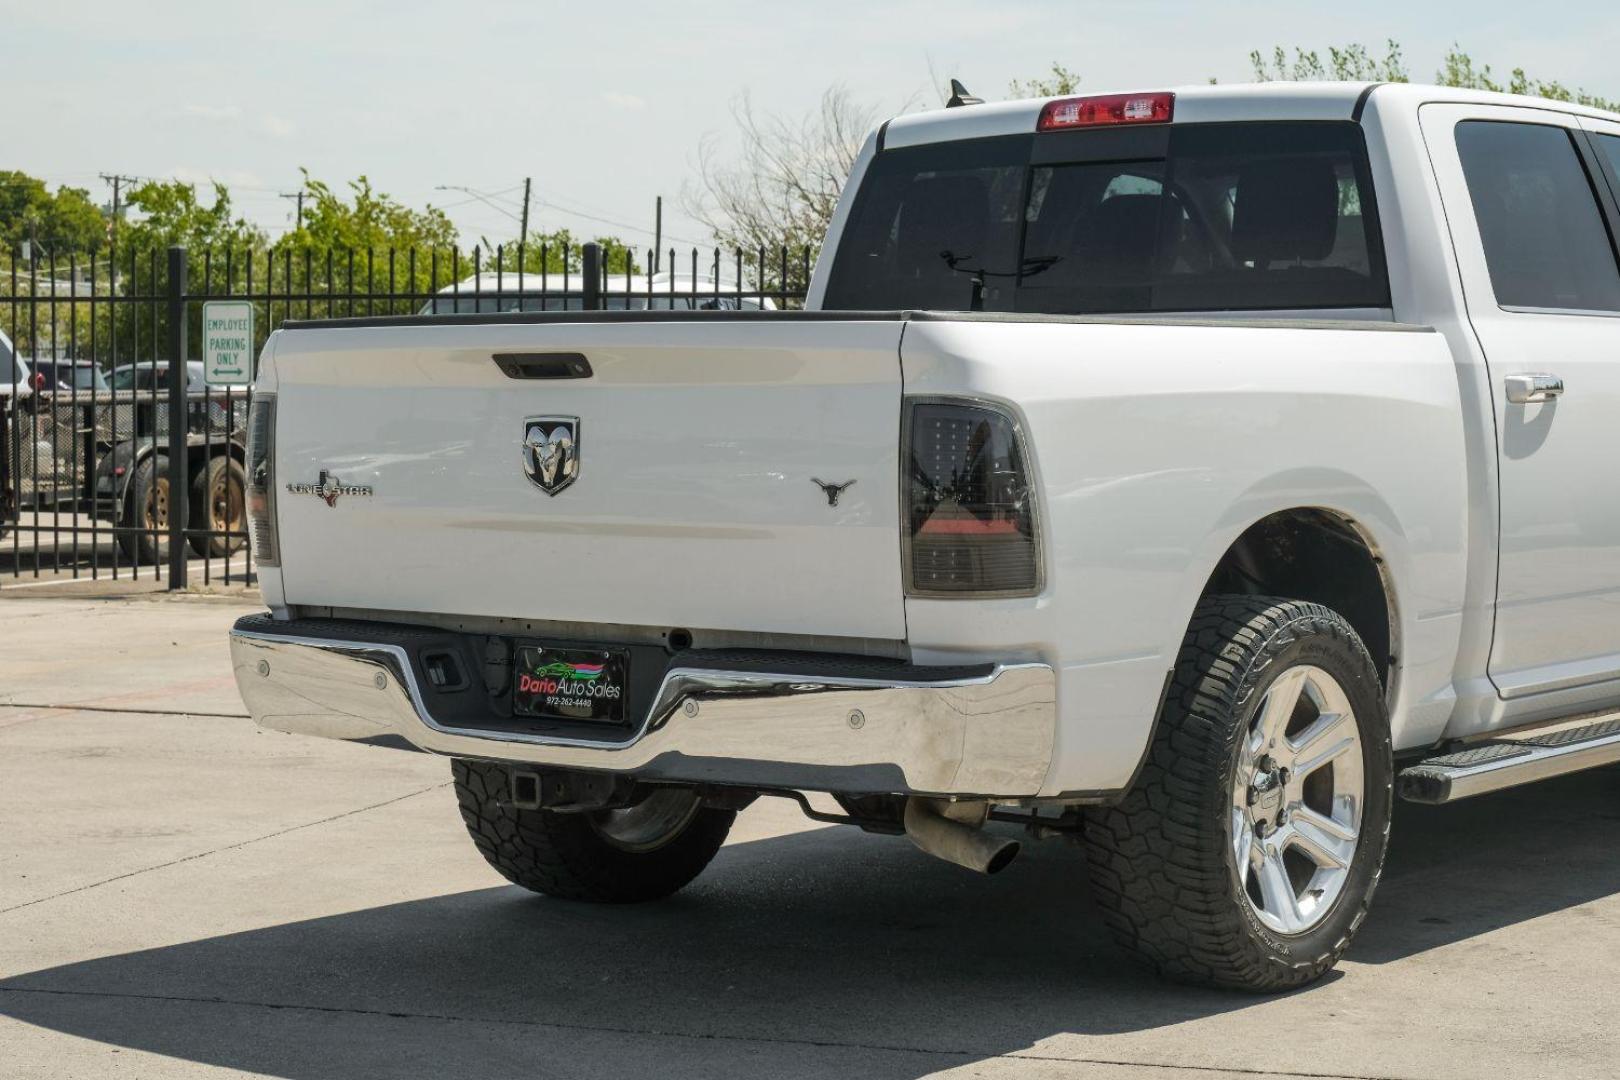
[1189,503,1402,693]
[186,437,246,469]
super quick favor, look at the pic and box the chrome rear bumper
[229,617,1056,797]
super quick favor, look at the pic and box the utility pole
[279,190,305,231]
[654,196,662,273]
[99,173,140,251]
[520,178,532,245]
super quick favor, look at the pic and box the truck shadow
[2,767,1617,1079]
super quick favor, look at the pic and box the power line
[431,177,706,247]
[278,190,305,230]
[434,184,523,225]
[534,196,705,247]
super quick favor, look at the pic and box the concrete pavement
[3,594,1619,1079]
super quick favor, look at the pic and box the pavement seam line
[0,703,249,719]
[0,986,1416,1080]
[0,783,451,917]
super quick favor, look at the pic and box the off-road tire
[1083,595,1393,992]
[452,759,735,903]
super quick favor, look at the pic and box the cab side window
[1454,120,1620,313]
[1595,133,1620,199]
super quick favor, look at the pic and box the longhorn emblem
[811,477,857,507]
[523,417,580,496]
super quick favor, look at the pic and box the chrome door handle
[1505,374,1564,404]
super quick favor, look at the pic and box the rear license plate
[512,645,630,723]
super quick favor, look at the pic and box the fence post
[166,246,189,589]
[581,243,601,310]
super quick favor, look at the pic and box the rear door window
[1454,121,1620,313]
[1592,132,1620,202]
[823,122,1389,313]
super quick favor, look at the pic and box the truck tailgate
[269,318,906,639]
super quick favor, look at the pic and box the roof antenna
[946,79,983,108]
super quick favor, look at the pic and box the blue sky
[4,0,1616,249]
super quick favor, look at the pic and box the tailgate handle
[493,353,593,380]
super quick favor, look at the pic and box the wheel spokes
[1257,667,1309,744]
[1252,842,1304,931]
[1232,664,1367,938]
[1287,708,1355,779]
[1232,810,1255,873]
[1283,808,1357,871]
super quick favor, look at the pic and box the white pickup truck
[230,81,1620,991]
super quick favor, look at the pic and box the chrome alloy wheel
[588,788,703,853]
[1231,664,1365,936]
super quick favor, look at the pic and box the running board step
[1397,716,1620,804]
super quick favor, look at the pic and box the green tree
[1249,40,1616,112]
[490,228,639,277]
[286,172,457,252]
[0,171,108,259]
[1435,46,1618,112]
[1250,40,1409,83]
[118,179,266,252]
[1008,62,1082,99]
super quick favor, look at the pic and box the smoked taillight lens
[904,401,1040,597]
[246,395,279,567]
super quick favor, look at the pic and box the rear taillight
[904,401,1040,597]
[1037,91,1174,131]
[246,395,278,567]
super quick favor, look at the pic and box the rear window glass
[824,122,1389,314]
[33,363,107,391]
[1455,121,1620,313]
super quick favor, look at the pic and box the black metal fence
[1,241,814,588]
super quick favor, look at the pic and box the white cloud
[260,113,296,138]
[182,103,242,121]
[603,92,647,110]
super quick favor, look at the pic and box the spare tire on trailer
[117,455,171,567]
[188,455,247,558]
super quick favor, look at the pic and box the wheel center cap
[1249,762,1285,820]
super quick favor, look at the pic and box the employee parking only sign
[202,300,254,386]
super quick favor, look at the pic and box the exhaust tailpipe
[903,798,1020,875]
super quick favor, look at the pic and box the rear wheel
[1083,596,1393,992]
[452,759,735,903]
[188,456,247,557]
[117,456,170,566]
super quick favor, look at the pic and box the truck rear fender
[898,317,1469,800]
